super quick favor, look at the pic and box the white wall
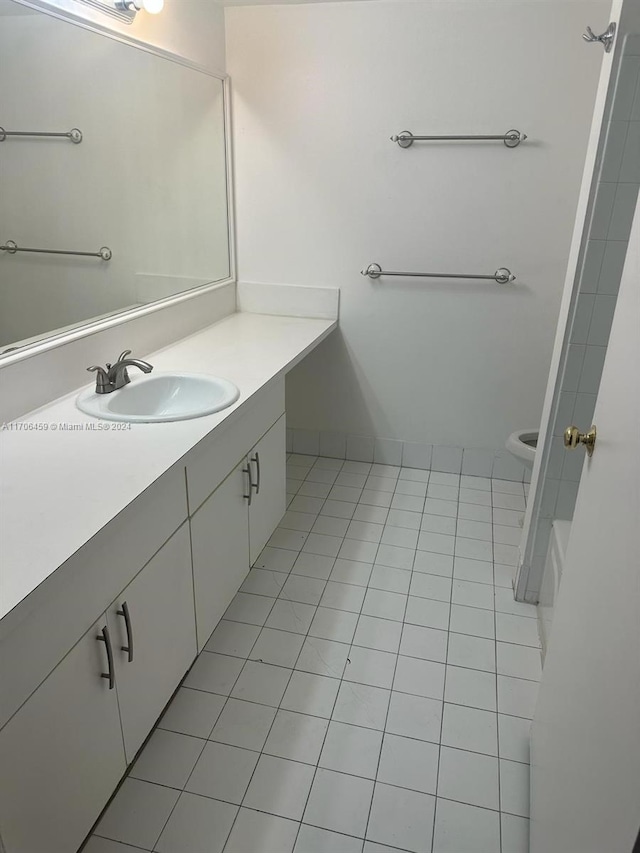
[226,0,607,456]
[30,0,226,72]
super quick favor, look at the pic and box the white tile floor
[89,456,540,853]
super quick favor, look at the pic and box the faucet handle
[116,350,132,363]
[87,365,112,394]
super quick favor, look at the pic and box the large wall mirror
[0,0,231,358]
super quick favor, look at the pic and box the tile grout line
[221,455,352,850]
[490,483,504,853]
[127,735,529,798]
[290,461,396,852]
[148,571,289,852]
[429,472,458,853]
[224,580,536,626]
[361,470,430,850]
[224,456,420,846]
[151,454,351,851]
[100,459,533,853]
[275,465,528,843]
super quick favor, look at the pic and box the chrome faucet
[108,350,154,390]
[87,350,153,394]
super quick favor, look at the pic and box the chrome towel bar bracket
[0,127,82,143]
[391,129,527,148]
[1,240,112,260]
[362,263,516,285]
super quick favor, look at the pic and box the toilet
[506,429,538,471]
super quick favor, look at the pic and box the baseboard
[286,427,529,483]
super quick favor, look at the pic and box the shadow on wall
[285,328,528,481]
[286,330,381,436]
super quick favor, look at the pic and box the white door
[530,195,640,852]
[0,614,126,853]
[248,414,286,565]
[190,461,251,650]
[107,524,197,761]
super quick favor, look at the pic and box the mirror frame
[0,0,235,367]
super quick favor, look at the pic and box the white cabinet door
[0,465,188,734]
[190,462,251,650]
[530,195,640,852]
[0,614,126,853]
[248,414,286,565]
[107,524,197,761]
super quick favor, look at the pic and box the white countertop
[0,312,336,623]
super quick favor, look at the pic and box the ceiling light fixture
[114,0,164,15]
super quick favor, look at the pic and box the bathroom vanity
[0,311,336,853]
[0,3,341,850]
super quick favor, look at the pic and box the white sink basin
[77,372,240,423]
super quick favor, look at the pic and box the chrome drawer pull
[251,452,261,495]
[97,625,115,689]
[117,601,134,662]
[243,463,254,506]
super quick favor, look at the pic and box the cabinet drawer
[186,378,285,514]
[0,464,188,730]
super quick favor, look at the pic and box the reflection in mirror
[0,0,230,356]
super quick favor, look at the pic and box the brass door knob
[564,425,597,457]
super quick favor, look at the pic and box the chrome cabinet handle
[251,452,261,495]
[117,601,134,662]
[243,463,254,506]
[97,625,115,689]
